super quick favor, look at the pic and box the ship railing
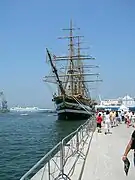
[20,117,96,180]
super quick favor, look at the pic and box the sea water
[0,112,85,180]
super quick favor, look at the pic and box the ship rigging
[43,21,102,120]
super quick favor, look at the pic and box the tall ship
[44,21,101,120]
[0,91,9,113]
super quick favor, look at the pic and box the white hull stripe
[57,109,91,115]
[57,102,91,110]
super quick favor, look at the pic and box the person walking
[131,112,135,127]
[122,130,135,166]
[104,110,112,135]
[126,112,131,128]
[109,111,114,127]
[112,111,116,127]
[115,111,119,126]
[96,113,103,133]
[121,110,125,122]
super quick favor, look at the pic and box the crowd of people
[96,109,135,134]
[96,109,135,174]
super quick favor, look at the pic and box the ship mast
[46,48,65,95]
[44,21,102,98]
[69,20,74,95]
[57,20,96,97]
[77,36,83,95]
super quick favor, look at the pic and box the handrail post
[48,161,51,180]
[81,125,84,138]
[76,130,79,152]
[60,141,64,177]
[87,120,90,134]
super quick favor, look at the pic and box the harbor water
[0,112,86,180]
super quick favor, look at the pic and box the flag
[53,54,57,60]
[53,54,57,66]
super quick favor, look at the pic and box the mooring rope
[72,96,92,115]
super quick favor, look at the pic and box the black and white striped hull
[55,100,92,120]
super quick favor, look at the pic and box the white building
[122,95,135,107]
[98,95,135,108]
[100,99,121,106]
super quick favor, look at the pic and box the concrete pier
[81,124,135,180]
[20,122,135,180]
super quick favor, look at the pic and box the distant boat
[10,106,56,113]
[0,91,9,113]
[20,113,28,116]
[10,106,39,112]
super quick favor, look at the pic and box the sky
[0,0,135,108]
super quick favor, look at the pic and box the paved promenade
[81,124,135,180]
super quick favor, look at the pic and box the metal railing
[20,117,96,180]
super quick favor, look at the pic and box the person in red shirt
[96,113,103,133]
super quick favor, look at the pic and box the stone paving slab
[81,124,135,180]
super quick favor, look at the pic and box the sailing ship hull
[0,109,10,113]
[53,96,93,120]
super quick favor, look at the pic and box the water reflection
[54,119,86,141]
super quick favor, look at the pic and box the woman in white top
[104,110,112,135]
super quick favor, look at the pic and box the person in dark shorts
[96,113,103,133]
[122,130,135,165]
[121,110,125,122]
